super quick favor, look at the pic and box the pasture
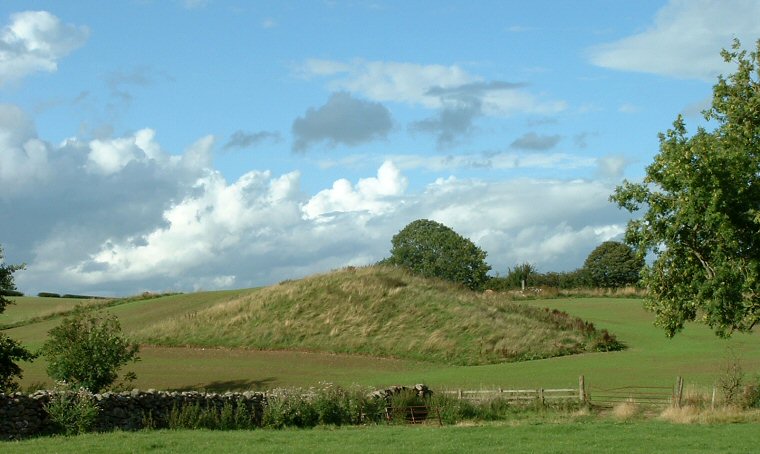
[3,421,759,453]
[4,290,759,393]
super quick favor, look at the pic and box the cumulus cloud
[2,107,630,295]
[303,160,407,220]
[588,0,760,80]
[223,130,281,150]
[292,92,392,151]
[0,104,51,194]
[0,11,89,86]
[510,132,562,151]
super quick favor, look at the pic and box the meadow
[3,271,758,394]
[3,421,760,453]
[3,268,760,452]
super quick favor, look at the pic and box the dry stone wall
[0,389,266,440]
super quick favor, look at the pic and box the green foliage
[386,219,491,290]
[582,241,643,288]
[0,244,35,393]
[262,385,384,429]
[0,333,37,393]
[506,262,537,288]
[41,311,140,393]
[612,39,760,337]
[0,289,23,297]
[0,244,25,314]
[37,292,61,298]
[45,387,100,435]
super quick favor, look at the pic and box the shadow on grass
[175,377,278,392]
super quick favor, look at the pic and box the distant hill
[135,266,622,365]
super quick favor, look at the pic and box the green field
[3,421,759,453]
[4,290,759,393]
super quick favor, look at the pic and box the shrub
[41,311,140,393]
[0,289,23,297]
[385,219,491,291]
[45,387,100,435]
[583,241,644,288]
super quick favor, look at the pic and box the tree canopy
[386,219,491,290]
[611,39,760,337]
[583,241,644,288]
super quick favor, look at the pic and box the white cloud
[0,104,51,194]
[588,0,760,80]
[301,59,477,108]
[0,11,89,85]
[3,112,630,295]
[303,160,407,220]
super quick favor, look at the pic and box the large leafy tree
[583,241,644,288]
[41,311,140,393]
[0,244,36,392]
[386,219,491,290]
[612,40,760,337]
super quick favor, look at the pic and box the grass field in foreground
[3,421,759,454]
[6,293,760,392]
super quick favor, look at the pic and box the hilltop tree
[582,241,643,288]
[41,311,140,393]
[0,244,36,392]
[386,219,491,290]
[611,39,760,337]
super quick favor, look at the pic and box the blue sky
[1,0,758,296]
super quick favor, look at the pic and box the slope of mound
[135,266,622,365]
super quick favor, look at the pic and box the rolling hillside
[133,266,621,365]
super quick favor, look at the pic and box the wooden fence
[445,376,686,408]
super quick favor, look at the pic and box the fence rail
[445,376,685,409]
[587,385,674,407]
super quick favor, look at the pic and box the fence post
[674,376,684,408]
[711,386,716,409]
[538,388,545,406]
[579,375,586,403]
[457,389,462,399]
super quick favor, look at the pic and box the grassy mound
[135,266,621,365]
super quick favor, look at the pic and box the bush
[385,219,491,291]
[582,241,643,288]
[0,334,37,393]
[0,289,23,297]
[41,311,140,393]
[45,387,100,435]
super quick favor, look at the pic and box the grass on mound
[135,266,621,365]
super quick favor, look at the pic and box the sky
[1,0,758,296]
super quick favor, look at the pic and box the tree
[611,39,760,337]
[0,244,36,393]
[582,241,644,288]
[41,311,140,392]
[386,219,491,290]
[506,262,536,289]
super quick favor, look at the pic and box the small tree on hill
[583,241,643,288]
[386,219,491,290]
[612,40,760,337]
[0,244,36,393]
[41,311,140,393]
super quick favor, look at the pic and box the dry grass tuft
[611,399,640,420]
[659,405,760,424]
